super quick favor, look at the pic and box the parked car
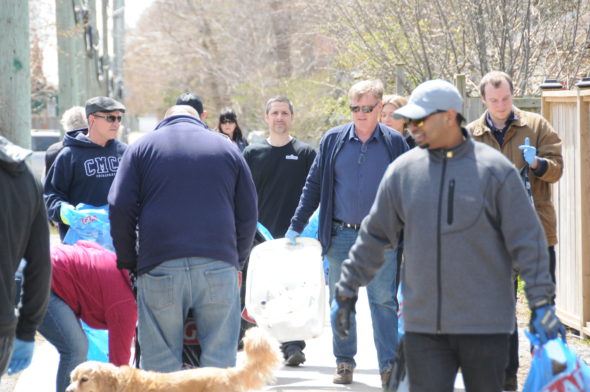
[29,129,61,181]
[31,129,61,151]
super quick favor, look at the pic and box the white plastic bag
[245,238,325,342]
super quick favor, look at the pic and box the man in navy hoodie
[108,105,257,372]
[44,96,127,240]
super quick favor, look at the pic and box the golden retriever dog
[66,327,281,392]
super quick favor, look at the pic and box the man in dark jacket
[108,105,257,372]
[0,136,51,378]
[44,97,127,240]
[287,80,408,386]
[334,79,563,392]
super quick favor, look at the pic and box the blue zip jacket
[108,115,258,275]
[289,123,408,255]
[44,129,127,239]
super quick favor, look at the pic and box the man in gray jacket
[333,79,563,391]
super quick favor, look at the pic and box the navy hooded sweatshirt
[44,129,127,239]
[107,115,258,275]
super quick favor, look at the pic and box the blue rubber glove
[518,137,537,166]
[284,229,300,245]
[529,304,566,344]
[60,202,75,225]
[7,339,34,375]
[332,287,357,339]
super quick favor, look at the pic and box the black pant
[405,332,510,392]
[0,336,13,378]
[506,279,519,378]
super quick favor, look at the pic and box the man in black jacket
[0,135,51,378]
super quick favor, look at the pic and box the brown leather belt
[333,219,361,230]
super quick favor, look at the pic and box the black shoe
[285,349,306,367]
[503,375,517,391]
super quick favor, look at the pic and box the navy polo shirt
[333,126,391,224]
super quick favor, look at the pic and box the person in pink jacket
[37,241,137,392]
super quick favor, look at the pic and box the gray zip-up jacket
[337,130,554,334]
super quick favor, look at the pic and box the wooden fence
[542,87,590,337]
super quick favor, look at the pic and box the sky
[125,0,155,28]
[37,0,154,86]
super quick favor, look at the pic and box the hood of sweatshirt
[0,135,32,176]
[63,128,118,149]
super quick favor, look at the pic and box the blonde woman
[381,95,415,148]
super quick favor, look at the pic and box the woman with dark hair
[217,108,248,152]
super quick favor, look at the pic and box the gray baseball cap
[85,96,126,118]
[394,79,463,119]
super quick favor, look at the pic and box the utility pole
[56,0,105,116]
[55,0,87,116]
[0,0,31,147]
[112,0,125,101]
[102,0,110,95]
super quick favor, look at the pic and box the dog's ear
[74,362,121,392]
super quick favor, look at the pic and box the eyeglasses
[349,103,379,113]
[220,119,235,124]
[381,112,397,120]
[404,110,447,127]
[93,114,123,123]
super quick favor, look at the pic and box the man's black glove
[333,286,358,339]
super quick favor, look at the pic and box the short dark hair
[479,71,514,98]
[176,92,204,116]
[265,96,294,114]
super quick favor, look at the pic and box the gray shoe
[285,349,305,367]
[333,362,354,384]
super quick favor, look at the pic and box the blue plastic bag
[62,203,114,251]
[523,331,590,392]
[300,209,319,239]
[81,321,109,363]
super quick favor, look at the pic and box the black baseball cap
[85,96,126,118]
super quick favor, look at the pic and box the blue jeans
[327,224,398,372]
[404,332,510,392]
[38,292,88,392]
[137,257,240,372]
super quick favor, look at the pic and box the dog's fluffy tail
[233,327,281,391]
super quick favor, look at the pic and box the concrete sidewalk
[8,288,468,392]
[263,288,467,392]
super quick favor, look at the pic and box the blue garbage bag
[81,321,109,363]
[62,203,114,251]
[523,331,590,391]
[300,209,319,239]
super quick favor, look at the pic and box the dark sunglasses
[93,114,123,123]
[404,110,447,127]
[349,103,379,113]
[220,119,236,124]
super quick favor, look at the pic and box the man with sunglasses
[44,96,127,240]
[332,79,562,392]
[286,80,408,386]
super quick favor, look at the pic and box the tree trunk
[0,0,31,147]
